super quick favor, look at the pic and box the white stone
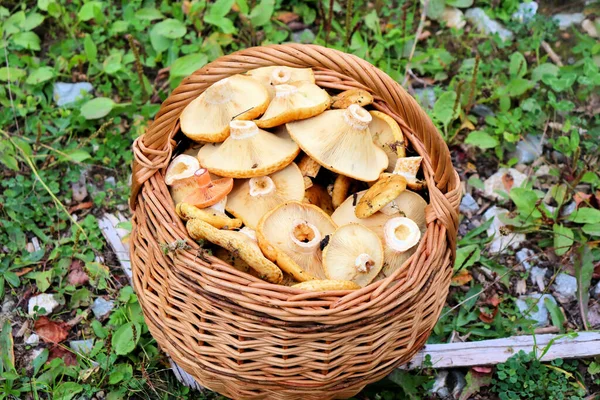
[553,13,585,30]
[530,266,547,291]
[512,2,538,23]
[430,370,450,398]
[459,193,479,214]
[512,134,543,164]
[484,207,526,253]
[582,19,599,38]
[553,272,577,302]
[593,281,600,299]
[414,87,436,110]
[25,334,39,345]
[465,8,514,42]
[516,248,536,271]
[92,297,115,318]
[53,82,93,106]
[561,201,577,217]
[441,7,466,29]
[71,181,88,202]
[516,294,556,327]
[28,293,59,316]
[70,339,95,354]
[483,168,527,200]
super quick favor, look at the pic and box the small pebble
[553,13,585,30]
[553,272,577,302]
[484,207,526,253]
[92,297,115,318]
[465,8,513,41]
[516,248,536,271]
[291,29,315,44]
[593,281,600,299]
[459,193,479,214]
[512,134,543,164]
[441,7,466,29]
[53,82,93,106]
[483,168,528,200]
[471,104,495,117]
[28,293,59,316]
[72,181,88,202]
[70,339,95,354]
[560,201,577,217]
[516,294,556,327]
[530,266,547,291]
[25,334,40,345]
[512,1,538,23]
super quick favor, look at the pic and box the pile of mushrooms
[164,66,428,292]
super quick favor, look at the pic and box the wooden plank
[403,332,600,370]
[98,212,132,283]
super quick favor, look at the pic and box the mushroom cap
[393,156,425,190]
[181,168,233,209]
[292,279,360,291]
[247,66,315,98]
[256,201,337,282]
[226,163,305,229]
[369,111,406,172]
[165,155,200,185]
[331,174,353,210]
[197,121,300,178]
[186,218,283,283]
[286,105,388,182]
[331,89,374,109]
[331,189,427,277]
[176,202,242,230]
[355,174,407,218]
[255,81,331,128]
[180,75,270,143]
[322,223,384,287]
[304,184,334,215]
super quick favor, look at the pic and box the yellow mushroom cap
[292,279,360,291]
[331,189,427,277]
[180,75,270,143]
[247,66,315,98]
[257,201,337,282]
[355,174,407,218]
[197,121,300,178]
[369,111,406,172]
[393,156,424,189]
[226,163,305,229]
[165,155,200,185]
[255,81,330,128]
[176,202,242,230]
[286,104,388,182]
[322,223,384,287]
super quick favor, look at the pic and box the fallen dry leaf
[275,11,300,24]
[502,172,515,192]
[574,192,592,207]
[48,345,77,366]
[34,316,70,344]
[67,259,89,286]
[451,269,473,286]
[472,366,493,374]
[15,267,34,277]
[479,306,499,323]
[485,294,502,307]
[68,201,93,214]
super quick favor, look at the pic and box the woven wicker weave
[130,44,461,400]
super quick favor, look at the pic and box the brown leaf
[48,345,77,366]
[67,259,89,286]
[68,201,93,214]
[574,192,592,207]
[485,294,502,307]
[34,317,70,344]
[451,269,473,286]
[479,306,499,323]
[502,172,515,192]
[275,11,300,24]
[15,267,33,277]
[472,366,493,374]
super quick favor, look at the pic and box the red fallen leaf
[502,173,515,192]
[472,366,493,374]
[68,201,93,214]
[479,306,499,323]
[485,294,502,307]
[451,269,473,286]
[574,192,592,207]
[48,345,77,366]
[34,317,70,344]
[276,11,300,24]
[67,259,89,286]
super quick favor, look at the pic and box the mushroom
[303,177,313,189]
[257,201,337,282]
[286,104,388,182]
[165,155,201,205]
[255,82,330,128]
[292,279,360,291]
[247,66,315,98]
[331,190,427,277]
[331,89,374,109]
[304,184,334,215]
[186,218,283,283]
[297,153,321,178]
[180,75,270,143]
[197,121,300,178]
[355,174,407,218]
[181,168,233,209]
[176,202,242,230]
[369,110,406,172]
[331,175,353,209]
[393,156,426,190]
[225,163,305,229]
[322,223,384,287]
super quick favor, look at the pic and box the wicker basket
[130,44,461,400]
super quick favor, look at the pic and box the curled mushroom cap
[176,202,242,230]
[247,66,315,98]
[331,190,427,277]
[257,201,337,282]
[180,75,270,143]
[165,155,202,205]
[197,121,300,178]
[393,156,425,190]
[322,223,384,287]
[286,104,388,182]
[255,82,330,128]
[369,111,406,172]
[331,89,374,109]
[181,168,233,209]
[226,163,305,229]
[355,174,407,218]
[304,184,334,215]
[292,279,360,291]
[186,218,283,283]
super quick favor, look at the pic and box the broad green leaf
[506,78,534,97]
[110,20,129,34]
[208,0,236,18]
[426,0,446,20]
[250,0,275,27]
[149,24,172,53]
[38,0,53,11]
[510,188,542,219]
[11,31,41,50]
[464,130,499,149]
[553,223,573,256]
[54,382,83,400]
[582,223,600,236]
[459,369,493,400]
[169,53,208,77]
[432,91,458,127]
[236,0,249,15]
[109,363,133,384]
[134,8,165,21]
[103,53,122,74]
[112,322,141,355]
[84,35,97,63]
[11,137,33,156]
[574,246,594,329]
[446,0,473,7]
[3,11,25,36]
[509,52,527,77]
[0,320,15,376]
[61,149,91,163]
[0,153,18,171]
[25,67,55,85]
[25,270,52,292]
[569,207,600,224]
[78,1,103,21]
[80,97,115,120]
[20,12,45,31]
[531,63,559,82]
[153,18,187,39]
[545,297,565,333]
[454,244,480,271]
[91,320,108,339]
[32,348,48,375]
[204,0,237,33]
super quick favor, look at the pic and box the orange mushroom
[182,168,233,209]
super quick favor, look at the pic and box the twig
[402,0,430,87]
[541,41,564,67]
[325,0,334,46]
[345,0,354,49]
[4,45,21,134]
[127,34,148,101]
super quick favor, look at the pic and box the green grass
[1,0,599,399]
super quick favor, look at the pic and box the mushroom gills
[369,110,406,172]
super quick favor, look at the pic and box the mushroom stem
[384,217,421,252]
[229,120,259,140]
[290,219,322,253]
[355,253,375,273]
[343,104,372,130]
[272,68,292,85]
[205,78,234,105]
[194,168,211,187]
[274,84,298,97]
[249,176,276,197]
